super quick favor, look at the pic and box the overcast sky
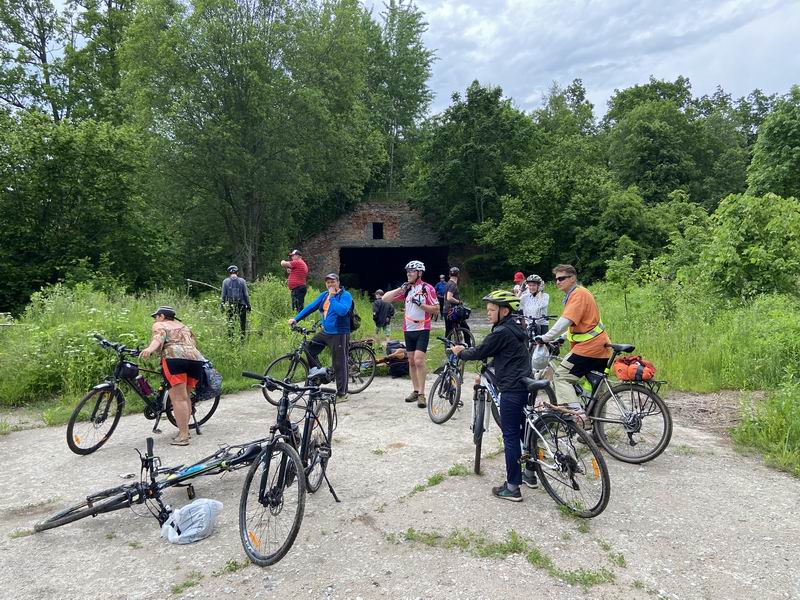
[375,0,800,116]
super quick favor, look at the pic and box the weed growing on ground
[370,448,386,456]
[673,444,697,456]
[426,473,445,487]
[447,463,470,477]
[171,571,203,595]
[213,559,248,576]
[128,540,142,549]
[105,532,116,540]
[9,528,34,539]
[598,540,612,551]
[609,552,627,567]
[0,420,10,435]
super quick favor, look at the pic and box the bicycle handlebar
[241,371,322,395]
[93,333,140,357]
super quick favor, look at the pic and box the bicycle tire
[427,369,462,425]
[35,487,134,532]
[165,391,220,431]
[473,390,486,474]
[239,441,306,567]
[66,387,124,455]
[593,383,673,464]
[347,343,376,394]
[532,414,610,518]
[305,398,333,493]
[262,355,308,407]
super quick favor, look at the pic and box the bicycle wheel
[166,391,220,430]
[305,398,333,493]
[262,355,308,406]
[461,328,476,348]
[532,414,610,518]
[593,383,673,464]
[35,487,133,532]
[446,327,463,346]
[239,440,306,566]
[473,390,486,474]
[66,387,124,455]
[347,344,376,394]
[427,369,462,424]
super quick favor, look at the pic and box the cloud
[405,0,798,114]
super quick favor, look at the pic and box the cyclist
[534,264,611,410]
[380,260,439,408]
[444,267,470,339]
[288,272,353,401]
[451,290,536,502]
[519,274,550,335]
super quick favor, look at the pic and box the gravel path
[1,377,798,600]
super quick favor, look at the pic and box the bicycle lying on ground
[467,356,610,517]
[66,335,220,455]
[261,323,377,405]
[533,338,673,464]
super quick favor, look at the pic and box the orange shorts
[161,357,202,389]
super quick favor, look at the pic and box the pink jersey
[399,281,438,332]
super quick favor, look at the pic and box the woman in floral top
[140,306,205,445]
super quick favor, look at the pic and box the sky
[374,0,800,116]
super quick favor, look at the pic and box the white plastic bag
[530,343,550,371]
[160,498,223,544]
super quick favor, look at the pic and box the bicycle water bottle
[136,375,153,396]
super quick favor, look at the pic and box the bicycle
[468,359,610,517]
[534,338,673,464]
[35,436,264,532]
[445,308,475,348]
[427,337,463,424]
[66,334,220,455]
[261,323,377,406]
[239,371,340,566]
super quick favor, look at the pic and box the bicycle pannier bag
[613,355,656,381]
[196,361,223,400]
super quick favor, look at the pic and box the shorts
[162,357,204,389]
[404,329,430,353]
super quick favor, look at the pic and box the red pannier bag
[613,355,656,381]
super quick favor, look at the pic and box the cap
[513,271,525,283]
[289,249,301,256]
[324,273,339,281]
[150,306,178,319]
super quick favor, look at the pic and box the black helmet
[449,267,460,276]
[227,265,239,273]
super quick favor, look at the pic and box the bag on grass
[613,355,656,381]
[160,498,223,544]
[385,340,409,378]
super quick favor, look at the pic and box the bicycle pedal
[318,447,331,459]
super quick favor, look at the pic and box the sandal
[170,437,190,446]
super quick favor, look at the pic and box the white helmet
[405,260,425,272]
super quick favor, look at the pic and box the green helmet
[481,289,520,311]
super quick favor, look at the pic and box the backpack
[447,305,471,322]
[613,355,656,381]
[385,340,409,378]
[349,302,361,332]
[196,361,223,401]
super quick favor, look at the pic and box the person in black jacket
[372,289,395,345]
[451,289,535,502]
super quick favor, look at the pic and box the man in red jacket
[281,249,309,312]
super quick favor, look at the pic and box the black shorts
[404,329,430,353]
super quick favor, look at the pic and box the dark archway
[339,246,449,293]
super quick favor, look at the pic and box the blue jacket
[294,289,353,334]
[434,281,447,298]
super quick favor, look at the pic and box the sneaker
[417,394,427,408]
[522,472,539,489]
[336,394,349,404]
[405,391,419,403]
[491,483,522,502]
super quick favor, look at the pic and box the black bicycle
[533,338,672,464]
[66,335,220,455]
[35,436,263,532]
[261,323,376,405]
[427,337,463,424]
[239,371,340,566]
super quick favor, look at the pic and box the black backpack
[349,302,361,331]
[385,340,409,378]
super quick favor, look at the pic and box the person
[372,289,395,345]
[380,260,439,408]
[512,272,525,297]
[280,249,308,312]
[140,306,206,446]
[451,290,536,501]
[221,265,251,339]
[443,267,470,340]
[434,275,447,322]
[534,264,611,411]
[289,273,352,401]
[519,274,550,335]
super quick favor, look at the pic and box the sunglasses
[555,275,573,282]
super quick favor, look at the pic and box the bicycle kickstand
[152,414,163,434]
[323,470,341,503]
[193,412,202,436]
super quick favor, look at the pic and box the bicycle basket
[447,305,471,322]
[117,361,140,379]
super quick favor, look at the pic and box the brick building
[301,200,448,292]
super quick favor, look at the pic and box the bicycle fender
[92,382,114,391]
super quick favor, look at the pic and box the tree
[604,75,694,127]
[747,85,800,198]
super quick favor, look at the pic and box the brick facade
[301,200,442,280]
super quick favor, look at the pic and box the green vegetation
[213,559,249,577]
[127,540,143,549]
[8,528,34,539]
[171,571,203,595]
[447,463,471,477]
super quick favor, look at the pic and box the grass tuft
[171,570,203,595]
[9,528,34,539]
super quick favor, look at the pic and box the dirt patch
[666,389,763,435]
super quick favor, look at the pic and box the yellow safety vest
[567,321,606,343]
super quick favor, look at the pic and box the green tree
[604,75,694,127]
[747,85,800,198]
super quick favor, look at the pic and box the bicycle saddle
[609,343,635,353]
[228,444,262,467]
[521,377,550,392]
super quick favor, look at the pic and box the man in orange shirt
[534,264,610,407]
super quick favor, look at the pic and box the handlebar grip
[146,437,154,457]
[241,371,266,381]
[93,333,103,340]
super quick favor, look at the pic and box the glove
[400,282,412,293]
[411,296,423,307]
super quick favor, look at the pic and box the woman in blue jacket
[288,272,353,400]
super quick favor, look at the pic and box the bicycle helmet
[227,265,239,273]
[481,289,520,311]
[449,267,460,276]
[405,260,425,272]
[526,274,543,284]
